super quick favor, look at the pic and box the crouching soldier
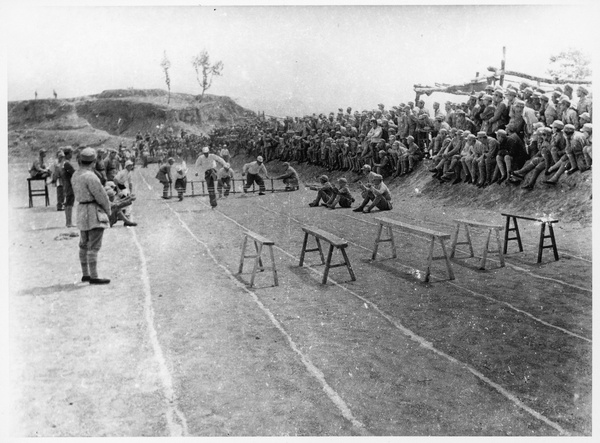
[326,177,355,209]
[353,173,392,213]
[308,175,334,207]
[273,162,300,191]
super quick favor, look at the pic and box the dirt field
[7,158,592,438]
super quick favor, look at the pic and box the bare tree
[192,50,224,103]
[160,50,172,104]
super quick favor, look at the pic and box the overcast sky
[5,1,598,116]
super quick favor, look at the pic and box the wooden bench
[501,213,559,263]
[27,177,50,208]
[299,226,356,284]
[238,231,278,287]
[372,216,454,282]
[450,219,505,270]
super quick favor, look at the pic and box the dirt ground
[6,157,592,438]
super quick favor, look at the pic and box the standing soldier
[72,147,111,284]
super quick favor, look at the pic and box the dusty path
[7,162,592,437]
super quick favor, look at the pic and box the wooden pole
[500,46,506,86]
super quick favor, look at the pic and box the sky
[4,1,598,117]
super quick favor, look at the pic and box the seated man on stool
[353,174,393,213]
[29,148,51,179]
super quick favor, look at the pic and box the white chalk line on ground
[257,204,591,344]
[130,228,189,437]
[340,213,592,294]
[138,170,368,433]
[182,196,570,436]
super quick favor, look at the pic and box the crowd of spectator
[202,81,593,190]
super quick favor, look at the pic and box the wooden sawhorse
[450,219,505,270]
[238,231,278,287]
[501,213,559,263]
[299,225,356,284]
[372,216,454,282]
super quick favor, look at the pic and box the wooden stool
[501,213,559,263]
[450,219,505,270]
[27,177,50,208]
[238,231,278,287]
[299,226,356,284]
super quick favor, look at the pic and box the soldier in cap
[559,97,579,130]
[216,162,235,198]
[155,157,175,199]
[494,126,527,184]
[195,146,227,207]
[543,120,567,173]
[489,89,509,133]
[71,147,111,284]
[508,127,552,190]
[308,175,334,207]
[326,177,354,209]
[242,155,270,195]
[576,85,592,117]
[174,161,188,201]
[104,149,120,183]
[51,149,66,211]
[29,149,51,179]
[354,174,392,213]
[272,162,299,191]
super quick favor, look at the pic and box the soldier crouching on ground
[273,162,300,191]
[353,173,392,213]
[326,177,354,209]
[308,175,334,207]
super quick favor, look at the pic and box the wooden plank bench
[299,225,356,284]
[27,177,50,208]
[372,216,454,282]
[501,213,559,263]
[238,231,278,287]
[450,219,505,270]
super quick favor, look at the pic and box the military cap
[484,84,495,91]
[494,90,504,97]
[579,112,591,121]
[577,85,589,95]
[532,91,541,98]
[514,100,525,107]
[539,94,549,102]
[543,127,553,135]
[554,86,563,93]
[563,124,576,133]
[524,87,534,94]
[80,147,97,162]
[362,164,371,170]
[57,150,65,157]
[559,96,571,105]
[482,94,493,101]
[372,174,383,181]
[582,123,593,133]
[125,160,134,167]
[338,177,348,184]
[551,90,562,98]
[533,122,544,130]
[257,155,264,162]
[495,129,507,137]
[551,120,565,129]
[476,131,487,138]
[319,175,329,182]
[467,134,476,140]
[378,149,387,156]
[506,89,517,96]
[407,135,415,141]
[202,146,210,153]
[455,109,465,115]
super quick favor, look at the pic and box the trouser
[311,189,334,205]
[79,228,105,278]
[359,193,392,212]
[244,173,265,193]
[205,169,217,207]
[566,143,584,170]
[161,181,171,198]
[217,177,231,197]
[496,154,513,178]
[516,157,545,187]
[175,178,187,200]
[583,146,592,167]
[56,185,64,210]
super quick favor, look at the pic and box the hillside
[7,89,256,158]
